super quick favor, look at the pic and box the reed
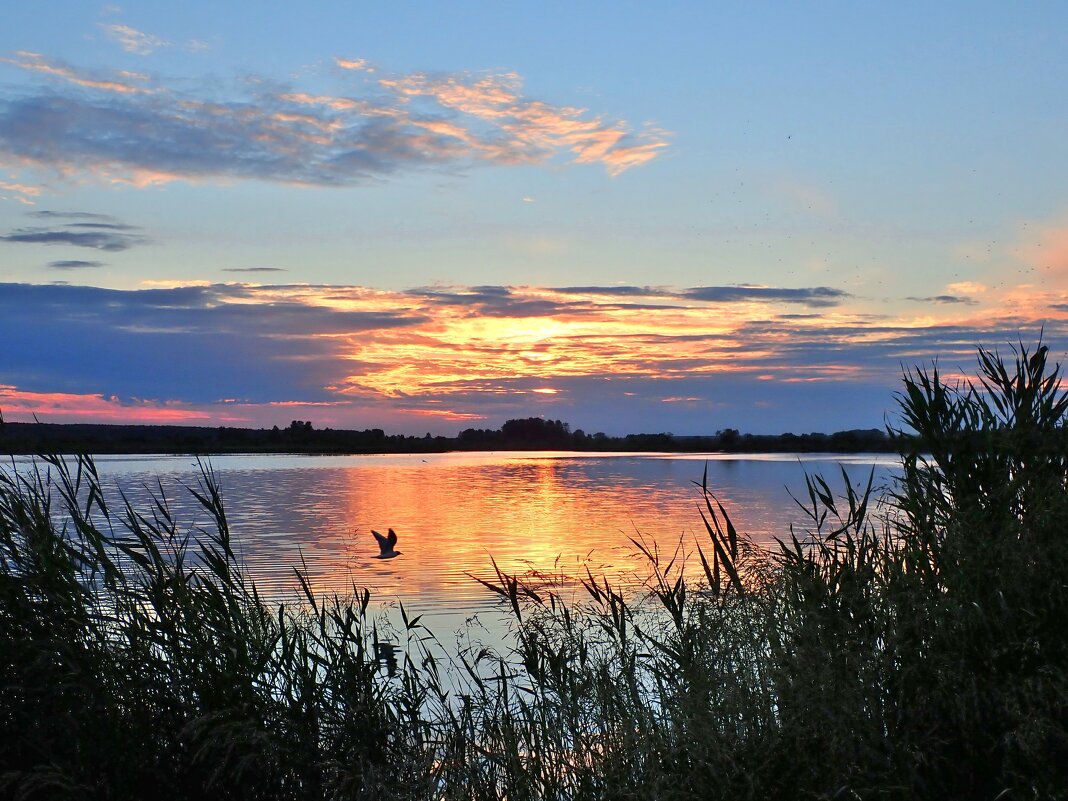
[2,342,1066,800]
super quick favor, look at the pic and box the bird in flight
[371,528,401,559]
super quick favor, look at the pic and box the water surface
[18,451,900,635]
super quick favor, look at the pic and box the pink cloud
[0,385,209,423]
[2,51,153,94]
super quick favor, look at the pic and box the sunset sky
[2,2,1067,435]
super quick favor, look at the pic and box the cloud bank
[0,280,1062,433]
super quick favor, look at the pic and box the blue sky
[1,2,1066,434]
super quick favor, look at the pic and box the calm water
[12,452,905,640]
[13,451,900,637]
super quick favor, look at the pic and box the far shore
[0,417,904,456]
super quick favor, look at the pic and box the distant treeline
[455,417,901,453]
[0,415,903,455]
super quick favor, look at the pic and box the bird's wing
[371,529,390,553]
[387,528,398,548]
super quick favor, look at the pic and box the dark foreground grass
[3,343,1068,800]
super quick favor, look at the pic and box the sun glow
[5,276,1063,427]
[273,281,1049,404]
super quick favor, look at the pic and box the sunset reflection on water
[55,451,898,636]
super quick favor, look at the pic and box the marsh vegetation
[2,344,1066,799]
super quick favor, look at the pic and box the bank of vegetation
[1,344,1066,799]
[0,415,898,456]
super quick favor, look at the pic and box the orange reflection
[288,452,770,607]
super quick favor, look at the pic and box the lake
[12,451,901,639]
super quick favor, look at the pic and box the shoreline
[0,419,906,456]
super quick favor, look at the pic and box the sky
[1,2,1067,435]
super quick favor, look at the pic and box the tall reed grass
[2,343,1067,800]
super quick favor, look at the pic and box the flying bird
[371,528,401,559]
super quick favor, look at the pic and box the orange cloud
[2,51,153,94]
[335,57,373,72]
[311,285,879,401]
[394,407,486,421]
[377,71,669,174]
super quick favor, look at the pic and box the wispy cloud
[99,23,168,56]
[1,211,148,251]
[1,51,151,94]
[0,51,668,192]
[0,179,40,205]
[48,259,104,269]
[221,267,288,273]
[906,294,978,305]
[553,285,668,297]
[30,210,119,221]
[1,228,145,250]
[553,284,850,307]
[682,286,849,306]
[946,281,988,296]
